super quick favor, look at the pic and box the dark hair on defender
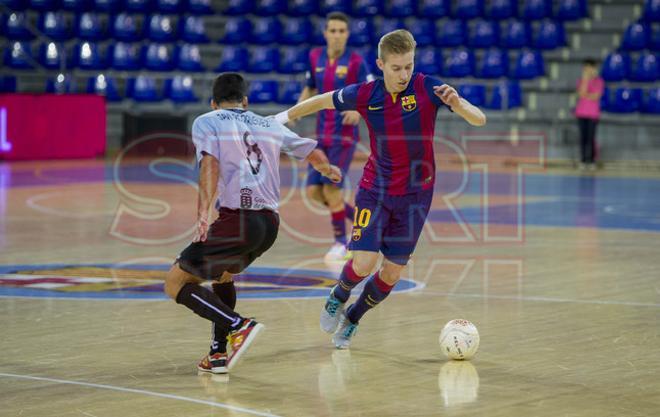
[325,11,349,28]
[212,72,248,104]
[583,58,597,67]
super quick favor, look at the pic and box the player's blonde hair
[378,29,417,61]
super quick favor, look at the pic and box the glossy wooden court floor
[1,157,659,417]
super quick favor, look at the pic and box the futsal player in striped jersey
[275,30,486,349]
[164,73,341,373]
[297,12,374,261]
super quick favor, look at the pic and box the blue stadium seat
[94,0,122,12]
[87,74,121,101]
[376,18,405,41]
[312,21,325,45]
[417,0,450,18]
[188,0,213,14]
[72,41,106,69]
[281,17,312,45]
[512,49,544,79]
[488,0,517,20]
[143,43,174,71]
[0,0,27,10]
[216,45,248,72]
[62,0,91,11]
[610,87,642,113]
[601,52,630,81]
[278,80,303,104]
[348,18,374,46]
[600,87,611,111]
[4,41,33,69]
[556,0,587,21]
[46,74,74,94]
[352,0,382,17]
[248,46,279,73]
[532,20,566,49]
[223,0,254,15]
[39,41,66,69]
[437,19,466,47]
[622,22,649,50]
[164,75,198,103]
[0,76,17,93]
[457,84,486,106]
[356,46,378,74]
[177,43,204,71]
[38,12,70,41]
[255,0,286,15]
[522,0,551,20]
[288,0,317,16]
[221,17,251,44]
[409,19,435,47]
[642,87,660,113]
[248,80,278,103]
[445,48,475,77]
[147,14,177,42]
[5,12,33,40]
[454,0,484,20]
[125,0,152,12]
[321,0,351,15]
[500,19,530,48]
[279,46,308,74]
[386,0,415,17]
[415,47,442,75]
[112,13,142,42]
[630,52,659,81]
[469,19,499,48]
[110,42,141,70]
[486,80,522,109]
[180,16,208,43]
[156,0,182,13]
[30,0,59,11]
[127,76,160,102]
[477,48,508,78]
[75,13,105,41]
[251,16,281,44]
[643,0,660,22]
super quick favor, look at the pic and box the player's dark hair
[583,58,597,67]
[325,11,349,28]
[212,72,247,104]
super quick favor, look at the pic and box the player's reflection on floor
[438,361,480,407]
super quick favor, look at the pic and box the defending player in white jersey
[163,73,341,374]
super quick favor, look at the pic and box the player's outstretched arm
[275,91,335,124]
[434,84,487,127]
[306,148,342,183]
[194,153,219,242]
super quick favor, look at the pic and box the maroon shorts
[177,208,279,280]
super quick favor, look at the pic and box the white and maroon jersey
[192,108,316,212]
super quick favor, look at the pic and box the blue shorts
[306,142,356,188]
[348,187,434,265]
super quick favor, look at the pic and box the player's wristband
[274,111,289,125]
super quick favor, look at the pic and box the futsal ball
[439,319,480,360]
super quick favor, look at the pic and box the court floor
[1,155,659,417]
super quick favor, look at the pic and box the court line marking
[0,372,281,417]
[423,291,660,308]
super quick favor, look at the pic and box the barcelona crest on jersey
[402,95,417,111]
[335,65,348,79]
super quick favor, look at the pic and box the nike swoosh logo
[368,106,383,111]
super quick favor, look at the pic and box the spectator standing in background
[575,59,605,171]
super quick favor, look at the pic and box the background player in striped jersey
[296,12,374,261]
[163,73,341,373]
[276,30,486,349]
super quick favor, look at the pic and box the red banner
[0,94,106,160]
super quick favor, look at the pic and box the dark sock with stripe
[210,282,236,354]
[344,203,355,221]
[331,210,347,243]
[332,260,369,303]
[175,283,243,333]
[346,272,394,324]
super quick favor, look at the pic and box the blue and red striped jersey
[332,73,450,196]
[305,47,373,146]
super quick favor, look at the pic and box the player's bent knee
[380,260,404,285]
[351,252,378,277]
[307,185,324,204]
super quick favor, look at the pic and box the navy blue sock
[332,260,368,303]
[346,272,394,324]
